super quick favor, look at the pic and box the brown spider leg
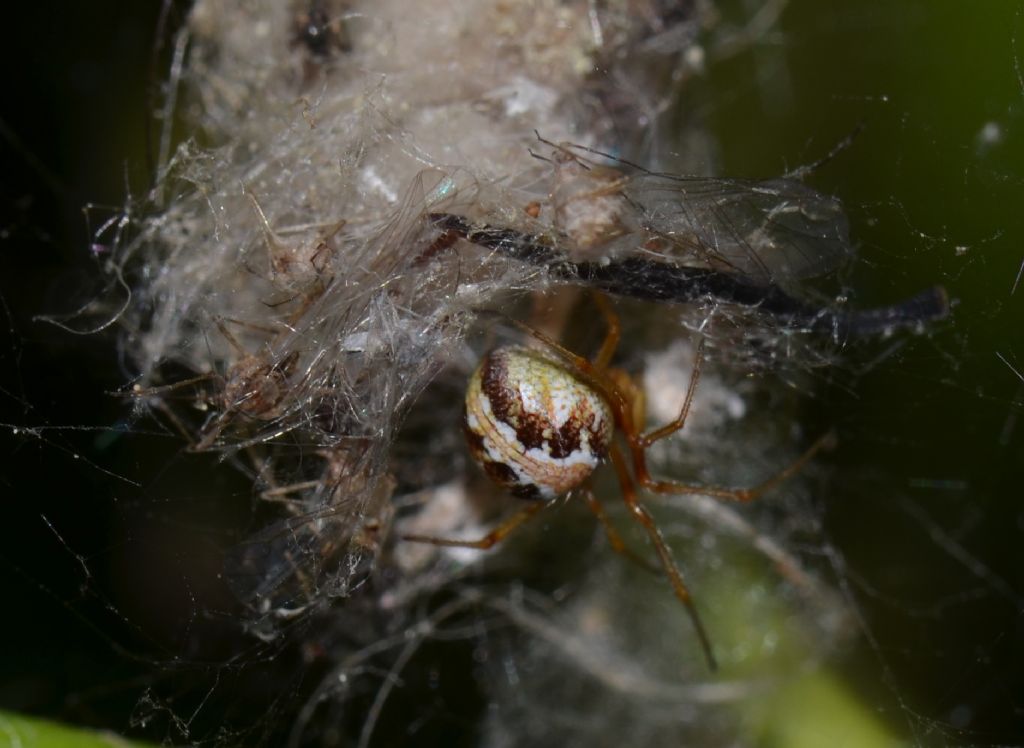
[622,336,833,502]
[147,396,205,445]
[632,430,837,503]
[639,338,706,447]
[190,414,234,452]
[123,374,222,447]
[608,443,717,671]
[590,292,620,371]
[262,480,321,501]
[218,316,281,338]
[213,317,250,358]
[401,500,546,550]
[247,449,320,509]
[127,372,216,396]
[581,487,660,575]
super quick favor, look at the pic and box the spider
[128,197,343,451]
[128,317,301,452]
[403,294,833,669]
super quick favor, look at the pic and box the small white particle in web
[643,339,746,431]
[976,120,1003,146]
[492,77,559,118]
[359,166,399,203]
[684,45,705,72]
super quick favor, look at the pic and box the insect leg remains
[400,501,546,550]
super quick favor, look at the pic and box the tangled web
[6,1,1018,746]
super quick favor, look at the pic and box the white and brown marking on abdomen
[463,346,614,500]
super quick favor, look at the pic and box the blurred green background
[0,0,1021,745]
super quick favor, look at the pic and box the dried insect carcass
[430,139,949,339]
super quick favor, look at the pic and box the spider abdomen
[464,346,614,500]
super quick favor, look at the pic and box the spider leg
[213,317,250,358]
[143,395,204,445]
[401,501,546,550]
[609,443,718,670]
[126,372,217,396]
[190,412,235,452]
[581,486,660,575]
[123,374,220,447]
[217,316,281,339]
[632,430,837,503]
[639,338,706,447]
[624,335,834,502]
[591,291,620,370]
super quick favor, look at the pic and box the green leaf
[0,711,155,748]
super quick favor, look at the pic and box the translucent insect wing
[617,173,854,294]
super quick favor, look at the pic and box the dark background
[0,0,230,736]
[1,1,1022,745]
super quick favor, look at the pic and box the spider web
[1,1,1022,747]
